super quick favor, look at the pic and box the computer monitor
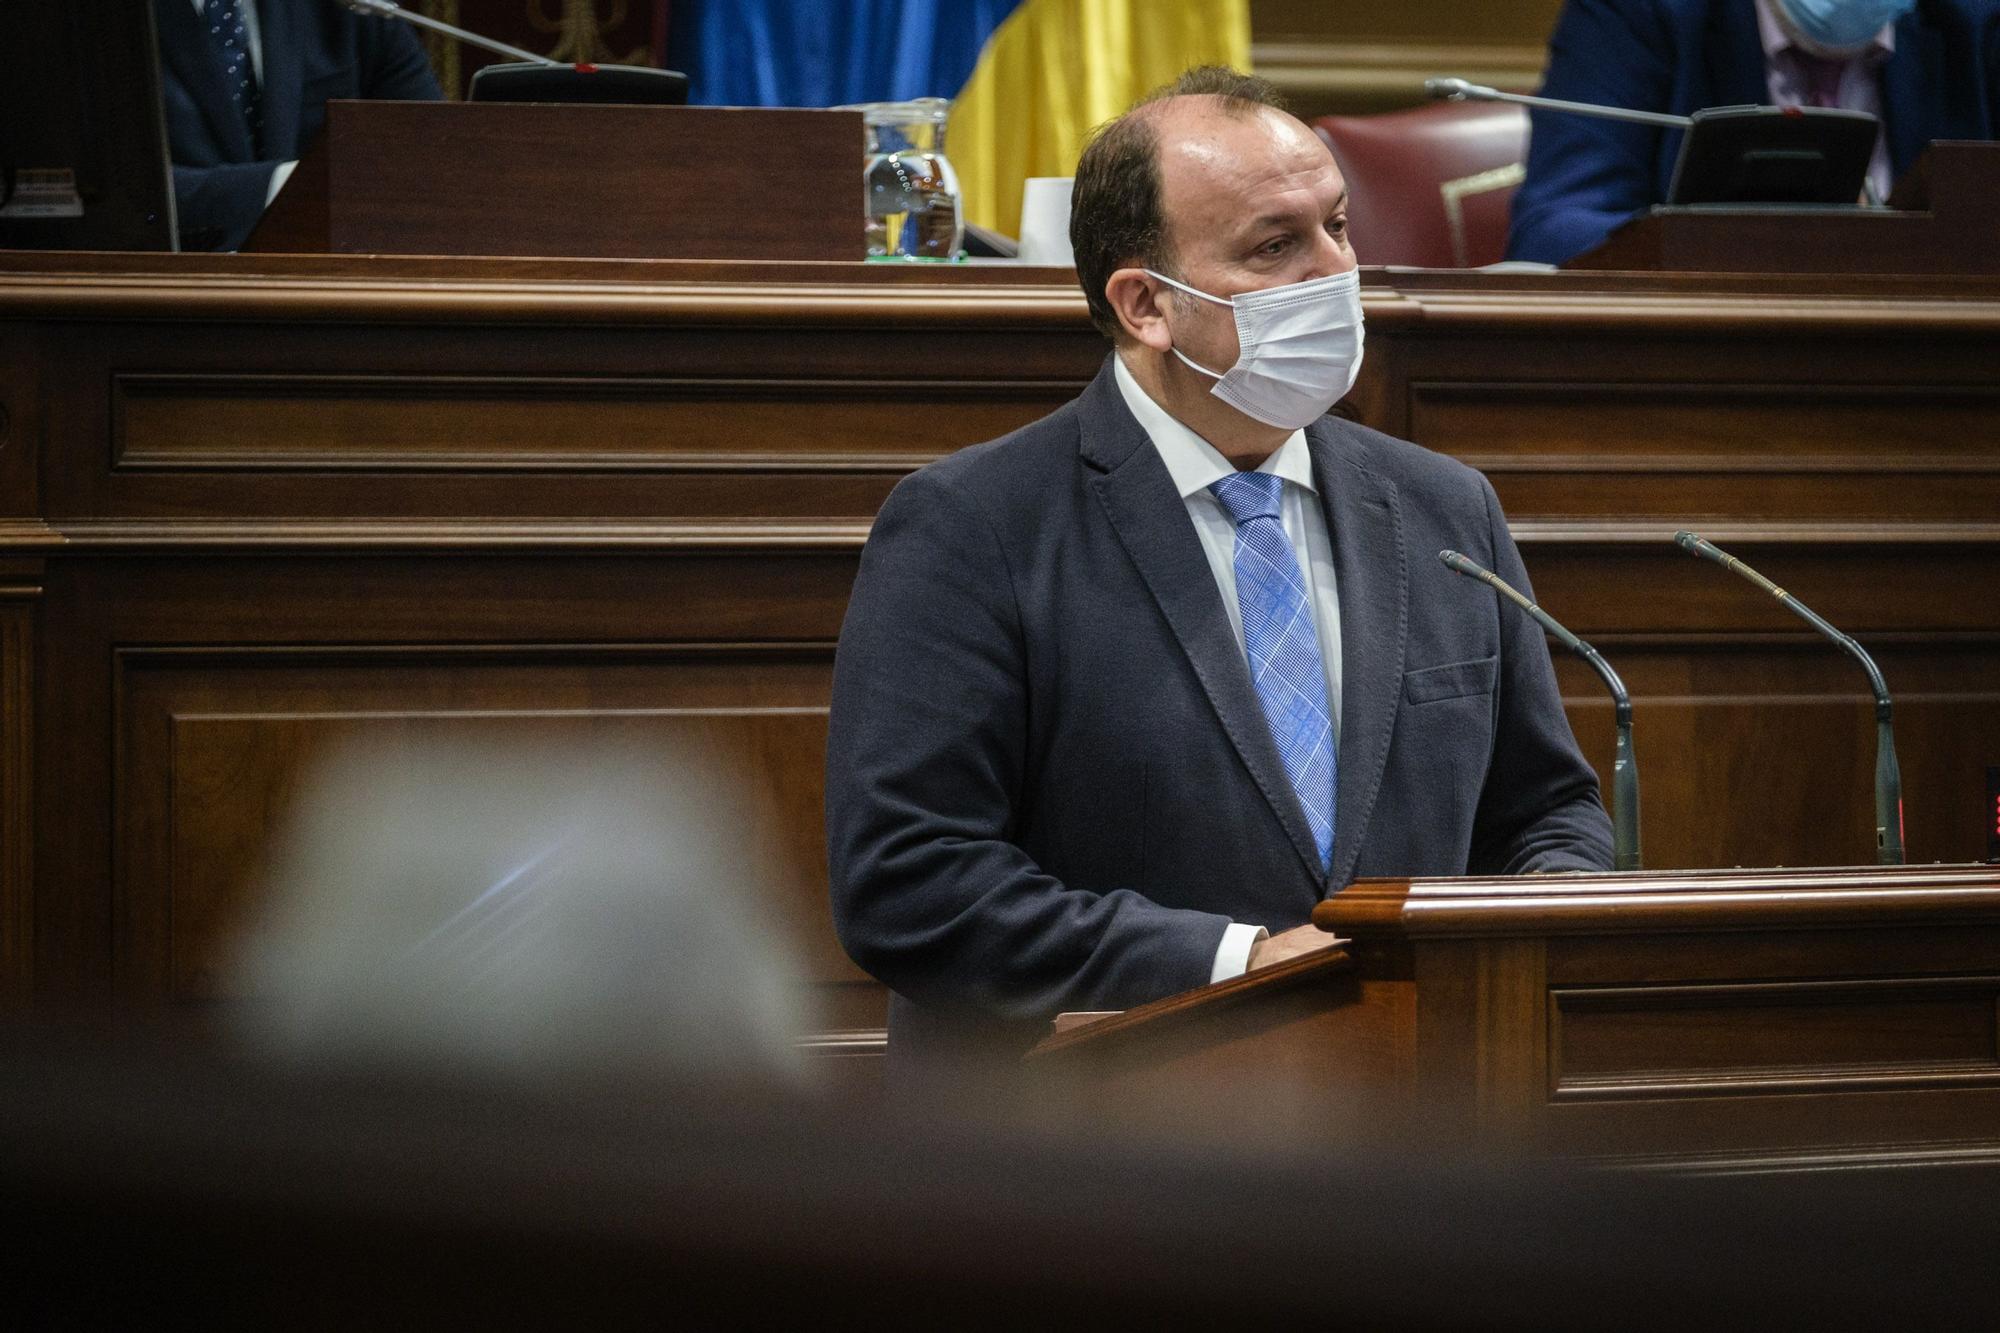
[1666,105,1879,207]
[468,62,690,106]
[0,0,178,251]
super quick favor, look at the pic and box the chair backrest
[1312,101,1530,268]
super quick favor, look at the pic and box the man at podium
[826,68,1612,1073]
[153,0,442,250]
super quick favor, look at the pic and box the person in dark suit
[153,0,442,250]
[1507,0,2000,265]
[827,68,1613,1072]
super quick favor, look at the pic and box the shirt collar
[1111,353,1317,501]
[1755,0,1896,62]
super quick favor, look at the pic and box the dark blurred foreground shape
[3,1021,2000,1330]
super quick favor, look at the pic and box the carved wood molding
[0,273,1094,328]
[0,522,65,549]
[109,372,1082,475]
[1319,865,2000,936]
[1365,286,2000,333]
[1506,521,2000,546]
[1548,974,2000,1101]
[32,519,875,552]
[1254,39,1548,104]
[1606,1138,2000,1174]
[1025,943,1354,1061]
[14,267,2000,333]
[12,517,1999,556]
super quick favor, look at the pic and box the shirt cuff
[1209,922,1269,984]
[265,160,298,207]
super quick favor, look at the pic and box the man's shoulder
[899,396,1084,506]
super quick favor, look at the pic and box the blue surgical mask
[1776,0,1915,53]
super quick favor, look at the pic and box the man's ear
[1103,268,1174,352]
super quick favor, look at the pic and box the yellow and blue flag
[670,0,1249,235]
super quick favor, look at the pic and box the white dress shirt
[1111,355,1345,983]
[190,0,297,206]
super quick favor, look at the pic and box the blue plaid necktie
[204,0,263,154]
[1210,472,1336,870]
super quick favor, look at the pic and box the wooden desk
[3,253,1998,1068]
[1032,865,2000,1170]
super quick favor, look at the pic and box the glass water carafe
[853,98,963,262]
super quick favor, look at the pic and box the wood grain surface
[4,254,2000,1091]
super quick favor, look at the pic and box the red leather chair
[1312,101,1530,268]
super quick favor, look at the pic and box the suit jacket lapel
[1079,361,1328,882]
[255,0,304,159]
[155,0,256,161]
[1309,421,1407,892]
[1879,11,1944,180]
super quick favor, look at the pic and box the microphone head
[1672,529,1703,554]
[1425,78,1470,101]
[337,0,398,16]
[1437,548,1470,574]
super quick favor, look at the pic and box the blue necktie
[204,0,263,154]
[1209,472,1337,870]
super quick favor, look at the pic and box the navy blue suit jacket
[154,0,441,250]
[1507,0,2000,264]
[826,359,1612,1068]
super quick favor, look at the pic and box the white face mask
[1145,267,1366,431]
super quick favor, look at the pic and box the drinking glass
[851,98,963,262]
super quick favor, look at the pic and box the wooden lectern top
[1029,941,1353,1063]
[1569,141,2000,275]
[246,101,866,263]
[1316,862,2000,936]
[1029,864,2000,1171]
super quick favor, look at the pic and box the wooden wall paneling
[1411,380,2000,525]
[1547,975,2000,1096]
[111,644,854,1018]
[0,569,37,998]
[11,258,2000,1092]
[0,327,42,520]
[1560,637,2000,872]
[1359,299,2000,535]
[110,373,1072,475]
[1251,0,1565,119]
[1535,926,2000,1161]
[249,104,869,263]
[1321,872,2000,1165]
[47,318,1103,524]
[37,549,871,1036]
[33,558,116,1001]
[1531,547,2000,869]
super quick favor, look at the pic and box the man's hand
[1246,921,1335,972]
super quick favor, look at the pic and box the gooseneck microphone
[1439,550,1640,871]
[336,0,558,67]
[1674,531,1904,865]
[1425,75,1885,208]
[1425,77,1694,130]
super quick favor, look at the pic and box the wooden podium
[244,101,866,261]
[1029,865,2000,1170]
[1568,142,2000,274]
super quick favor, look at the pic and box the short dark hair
[1068,67,1288,342]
